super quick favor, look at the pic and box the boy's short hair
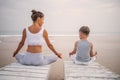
[79,26,90,35]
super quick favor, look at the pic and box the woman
[13,10,62,66]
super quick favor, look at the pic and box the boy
[69,26,97,65]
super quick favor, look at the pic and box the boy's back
[76,40,91,62]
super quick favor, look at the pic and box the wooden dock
[0,62,50,80]
[64,61,120,80]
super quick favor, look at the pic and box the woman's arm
[13,28,26,57]
[43,29,62,58]
[69,41,78,56]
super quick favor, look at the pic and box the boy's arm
[90,42,97,57]
[69,41,78,56]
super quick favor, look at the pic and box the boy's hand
[57,53,62,59]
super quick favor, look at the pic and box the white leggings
[15,52,58,66]
[71,54,96,65]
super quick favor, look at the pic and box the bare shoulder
[23,28,26,32]
[43,29,48,38]
[43,29,47,33]
[21,28,26,40]
[75,40,79,46]
[89,42,93,47]
[75,40,79,44]
[43,29,48,35]
[22,28,26,35]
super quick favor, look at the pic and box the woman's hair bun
[31,9,37,14]
[31,9,44,22]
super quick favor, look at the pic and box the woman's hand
[56,53,62,59]
[69,52,72,56]
[13,51,17,57]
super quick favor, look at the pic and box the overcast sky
[0,0,120,35]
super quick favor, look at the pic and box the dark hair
[31,10,44,22]
[79,26,90,35]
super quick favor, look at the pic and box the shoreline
[0,33,120,37]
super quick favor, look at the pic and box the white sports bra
[26,27,44,46]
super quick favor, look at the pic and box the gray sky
[0,0,120,35]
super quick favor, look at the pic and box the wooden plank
[64,61,120,80]
[0,76,45,80]
[0,67,48,74]
[0,62,51,80]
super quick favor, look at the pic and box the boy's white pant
[71,54,96,65]
[15,52,58,66]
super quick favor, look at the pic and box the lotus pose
[13,10,62,66]
[69,26,97,65]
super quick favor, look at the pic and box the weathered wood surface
[64,61,120,80]
[0,62,50,80]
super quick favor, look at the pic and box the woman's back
[26,26,44,53]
